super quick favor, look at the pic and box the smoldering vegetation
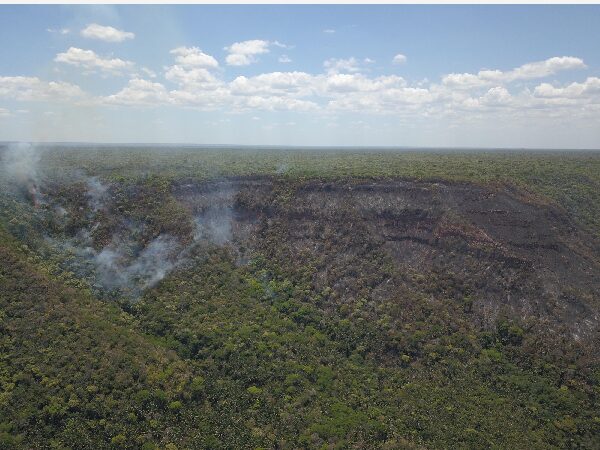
[1,143,43,206]
[3,144,600,449]
[0,143,245,300]
[1,144,599,339]
[57,183,244,299]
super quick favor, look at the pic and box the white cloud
[168,88,232,110]
[0,76,85,102]
[324,57,362,74]
[47,28,70,35]
[0,108,10,118]
[14,51,586,123]
[237,96,317,112]
[225,40,270,66]
[533,77,600,99]
[443,56,586,88]
[441,72,489,89]
[392,54,407,65]
[229,71,314,96]
[323,29,335,34]
[54,47,134,74]
[104,78,169,106]
[81,23,135,42]
[328,85,434,113]
[500,56,586,82]
[272,41,290,49]
[170,47,218,68]
[279,55,292,63]
[165,65,220,88]
[324,74,406,93]
[141,67,157,78]
[480,86,513,107]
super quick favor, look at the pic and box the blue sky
[1,5,600,148]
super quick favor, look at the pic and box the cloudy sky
[1,4,600,148]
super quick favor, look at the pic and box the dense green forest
[1,145,599,449]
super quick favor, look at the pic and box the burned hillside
[1,146,600,449]
[170,177,600,346]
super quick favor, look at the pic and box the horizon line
[2,141,600,152]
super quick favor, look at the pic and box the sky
[1,4,600,148]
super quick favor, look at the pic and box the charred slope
[174,177,600,347]
[2,174,600,448]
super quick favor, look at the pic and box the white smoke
[194,206,233,245]
[275,163,289,175]
[1,143,40,185]
[119,235,179,290]
[48,230,182,299]
[86,176,108,211]
[1,143,43,205]
[32,173,241,300]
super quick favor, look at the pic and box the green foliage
[1,148,599,448]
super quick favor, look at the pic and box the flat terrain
[1,146,599,448]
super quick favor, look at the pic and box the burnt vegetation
[0,145,599,449]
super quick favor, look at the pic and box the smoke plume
[1,143,42,206]
[86,176,108,211]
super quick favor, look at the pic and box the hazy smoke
[86,176,108,211]
[48,202,237,300]
[1,143,40,184]
[92,234,181,296]
[1,143,42,205]
[275,163,289,175]
[194,205,233,245]
[47,227,183,299]
[5,162,241,299]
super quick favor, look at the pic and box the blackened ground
[174,177,600,347]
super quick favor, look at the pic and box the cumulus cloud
[104,78,169,106]
[54,47,134,74]
[480,86,514,107]
[325,74,406,93]
[6,50,597,123]
[441,72,490,89]
[443,56,586,88]
[165,66,220,89]
[324,57,362,74]
[225,39,271,66]
[169,88,232,110]
[230,71,314,96]
[0,76,85,102]
[81,23,135,42]
[95,53,595,117]
[392,54,407,64]
[279,55,292,63]
[170,46,219,68]
[501,56,585,81]
[533,77,600,99]
[236,96,317,112]
[141,67,157,78]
